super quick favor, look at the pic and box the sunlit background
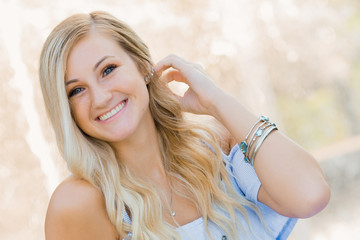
[0,0,359,239]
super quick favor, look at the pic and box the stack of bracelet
[240,116,278,166]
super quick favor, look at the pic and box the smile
[98,100,127,121]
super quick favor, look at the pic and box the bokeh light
[0,0,359,239]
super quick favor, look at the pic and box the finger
[154,54,191,74]
[162,69,189,85]
[174,94,190,112]
[192,63,205,72]
[168,92,187,110]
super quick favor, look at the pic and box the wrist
[208,92,259,139]
[209,91,237,120]
[206,89,226,117]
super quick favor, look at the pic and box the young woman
[39,11,330,240]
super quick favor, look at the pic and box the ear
[144,67,155,84]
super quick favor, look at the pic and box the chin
[102,127,137,143]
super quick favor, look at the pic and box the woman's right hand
[155,54,225,116]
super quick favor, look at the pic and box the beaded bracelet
[240,116,277,166]
[246,121,272,155]
[246,122,273,165]
[240,116,269,163]
[249,124,277,166]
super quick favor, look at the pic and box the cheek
[70,101,89,128]
[137,85,150,108]
[119,76,149,102]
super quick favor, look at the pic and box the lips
[98,99,127,121]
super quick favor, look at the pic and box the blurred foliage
[248,0,360,150]
[278,87,349,150]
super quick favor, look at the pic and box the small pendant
[171,211,176,217]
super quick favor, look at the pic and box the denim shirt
[123,144,297,240]
[176,144,297,240]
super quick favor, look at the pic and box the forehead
[66,32,128,76]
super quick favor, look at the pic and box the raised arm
[155,55,330,218]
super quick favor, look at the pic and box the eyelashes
[102,64,117,77]
[68,87,84,97]
[68,64,118,98]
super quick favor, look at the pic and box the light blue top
[123,144,297,239]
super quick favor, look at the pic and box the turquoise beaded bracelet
[249,124,277,166]
[240,116,269,163]
[240,116,277,165]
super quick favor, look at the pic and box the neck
[110,112,167,182]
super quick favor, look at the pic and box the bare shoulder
[45,176,118,240]
[48,176,102,210]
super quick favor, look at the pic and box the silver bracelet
[246,122,272,157]
[240,116,269,163]
[249,124,278,166]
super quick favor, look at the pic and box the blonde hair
[39,11,260,239]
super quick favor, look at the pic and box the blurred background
[0,0,359,239]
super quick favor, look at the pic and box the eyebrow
[65,55,115,86]
[93,55,114,72]
[65,78,78,86]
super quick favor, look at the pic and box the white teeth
[99,101,126,121]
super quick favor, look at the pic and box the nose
[90,83,112,109]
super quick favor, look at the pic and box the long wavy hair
[39,11,260,239]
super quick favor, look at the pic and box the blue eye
[102,64,117,77]
[69,87,84,97]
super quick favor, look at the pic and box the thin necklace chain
[169,182,176,217]
[162,161,175,217]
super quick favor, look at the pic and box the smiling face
[65,31,152,144]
